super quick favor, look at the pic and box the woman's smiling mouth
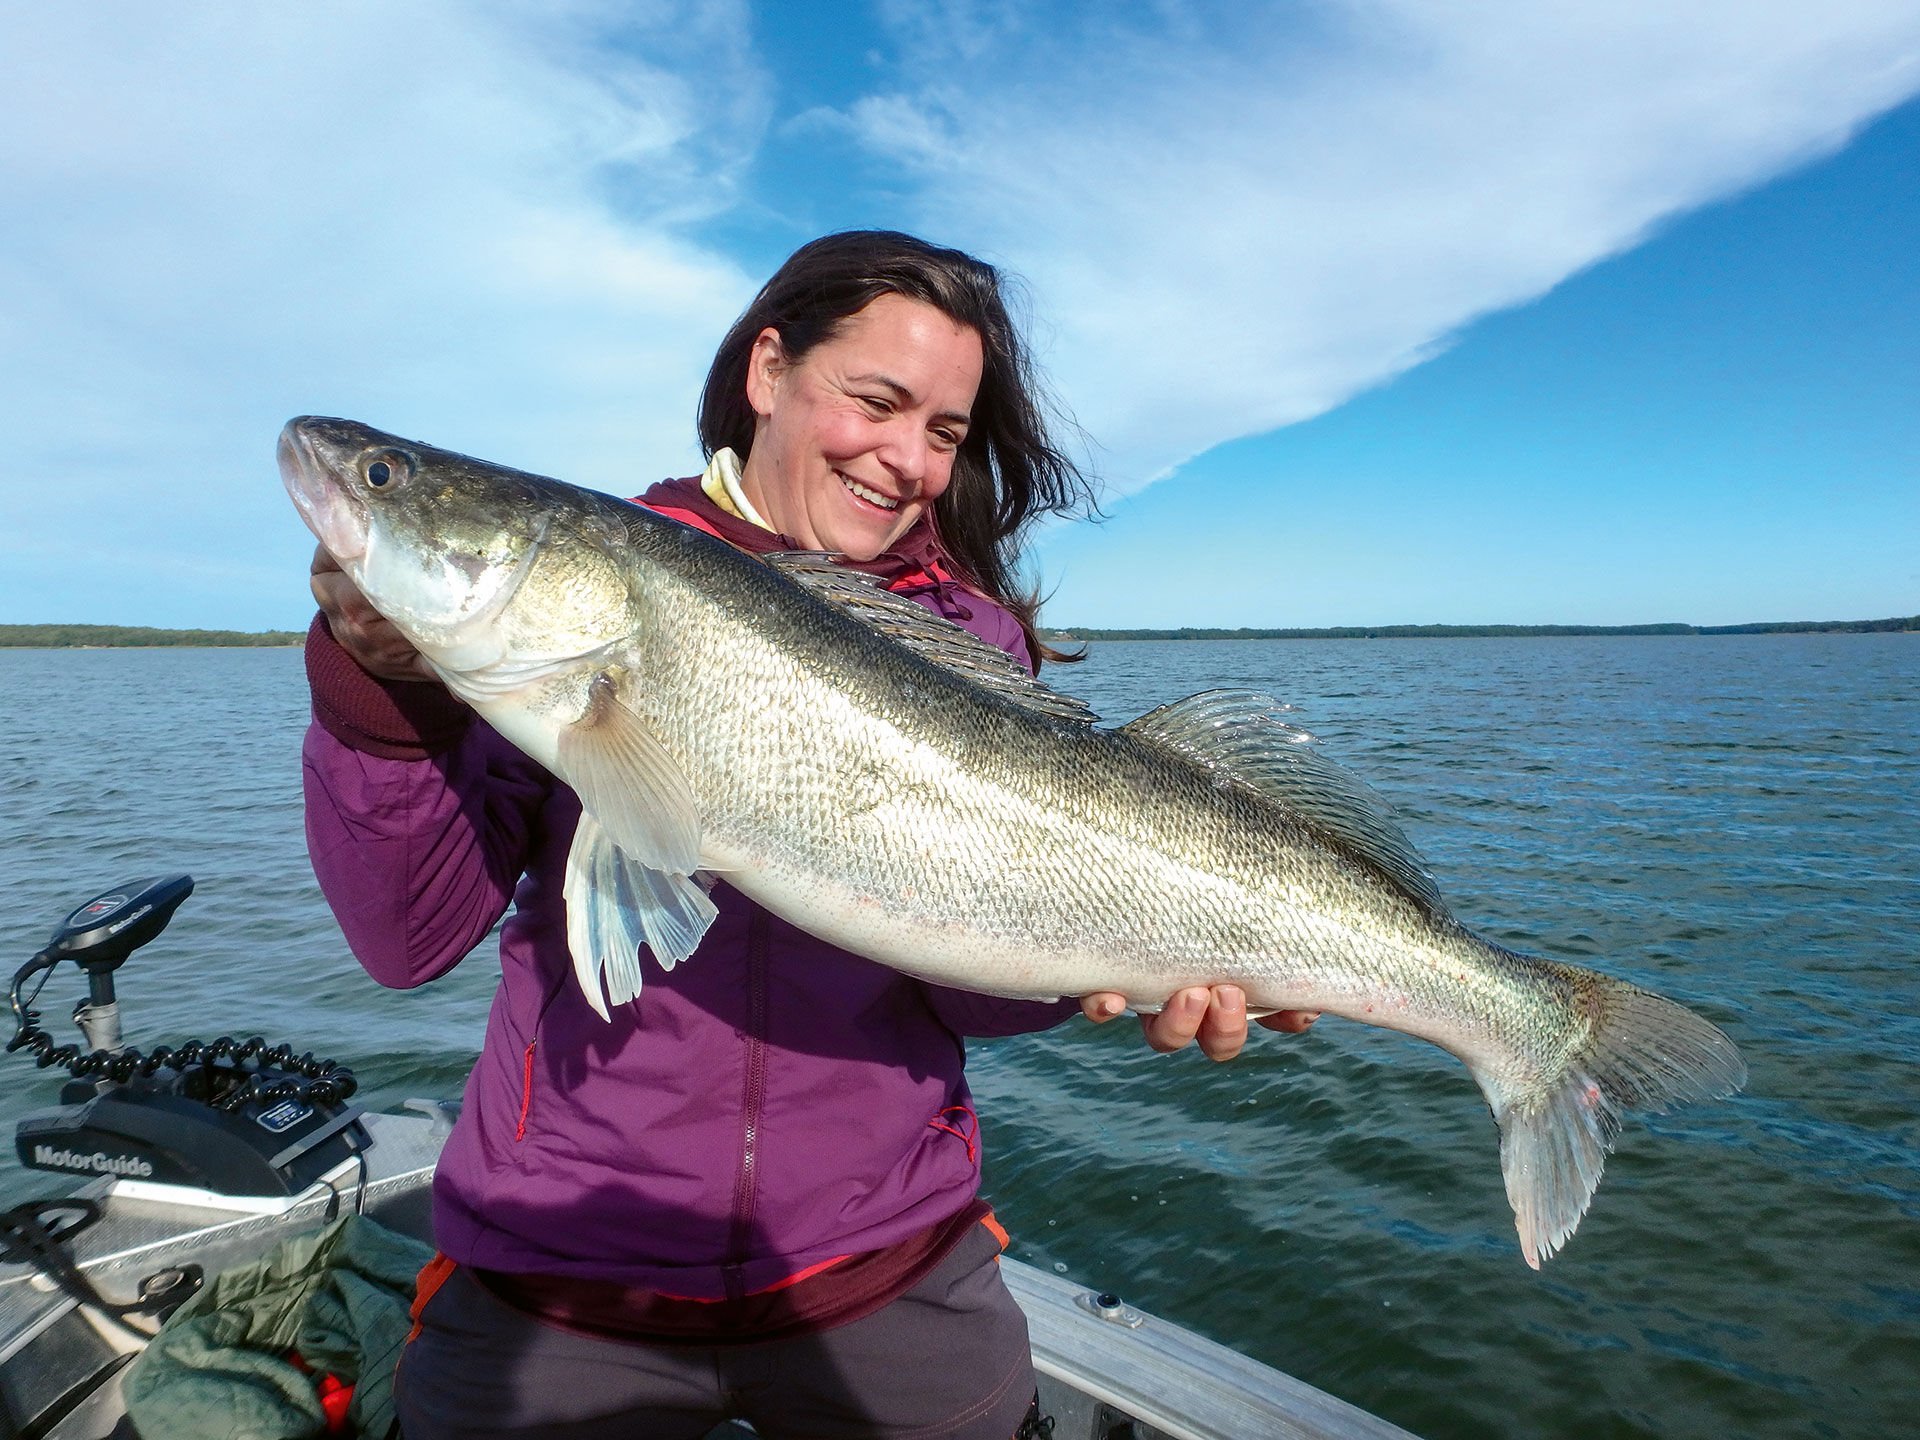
[840,473,900,510]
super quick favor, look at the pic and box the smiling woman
[739,292,982,561]
[697,231,1089,668]
[301,230,1315,1440]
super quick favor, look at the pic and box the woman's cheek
[816,410,879,466]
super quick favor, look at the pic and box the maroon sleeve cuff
[305,612,473,759]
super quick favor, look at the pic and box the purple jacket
[302,503,1077,1299]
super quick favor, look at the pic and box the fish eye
[364,450,413,490]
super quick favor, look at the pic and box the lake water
[1,637,1914,1439]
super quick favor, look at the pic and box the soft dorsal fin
[764,552,1098,724]
[1121,689,1448,915]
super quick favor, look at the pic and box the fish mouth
[279,417,369,562]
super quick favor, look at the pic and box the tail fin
[1485,972,1746,1268]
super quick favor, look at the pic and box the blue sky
[2,2,1916,631]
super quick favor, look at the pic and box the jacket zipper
[514,1041,537,1142]
[512,967,571,1146]
[723,906,770,1300]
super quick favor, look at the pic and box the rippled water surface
[1,638,1915,1439]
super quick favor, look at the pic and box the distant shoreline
[1046,616,1919,641]
[3,615,1914,649]
[0,624,304,648]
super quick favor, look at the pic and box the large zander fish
[281,415,1745,1268]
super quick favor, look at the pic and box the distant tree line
[1045,616,1920,641]
[1692,617,1920,635]
[8,615,1915,649]
[0,624,305,648]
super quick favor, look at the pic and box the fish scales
[281,416,1745,1268]
[667,582,1384,1006]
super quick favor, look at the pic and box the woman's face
[739,292,984,561]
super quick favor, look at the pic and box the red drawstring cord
[928,1104,979,1164]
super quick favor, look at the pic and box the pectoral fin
[558,674,702,873]
[557,674,717,1019]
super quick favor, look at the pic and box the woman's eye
[860,395,893,416]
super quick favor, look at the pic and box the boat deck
[2,1112,1415,1440]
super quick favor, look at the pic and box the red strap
[981,1209,1010,1252]
[406,1253,458,1344]
[640,501,726,540]
[638,500,972,600]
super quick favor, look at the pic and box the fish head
[279,416,631,674]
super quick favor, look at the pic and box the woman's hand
[1080,986,1319,1062]
[310,544,439,683]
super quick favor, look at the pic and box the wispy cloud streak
[844,1,1920,493]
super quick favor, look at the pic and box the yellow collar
[700,448,771,530]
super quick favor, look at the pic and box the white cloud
[0,1,761,626]
[3,1,1917,630]
[842,1,1920,495]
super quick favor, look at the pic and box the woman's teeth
[841,475,899,510]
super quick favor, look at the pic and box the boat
[1,875,1417,1439]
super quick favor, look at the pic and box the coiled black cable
[8,954,356,1108]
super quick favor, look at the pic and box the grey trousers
[395,1222,1038,1439]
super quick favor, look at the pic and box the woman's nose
[874,419,930,485]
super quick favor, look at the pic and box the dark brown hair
[698,230,1095,664]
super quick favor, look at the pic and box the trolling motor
[8,875,369,1202]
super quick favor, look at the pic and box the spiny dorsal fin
[1121,689,1448,915]
[765,551,1098,724]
